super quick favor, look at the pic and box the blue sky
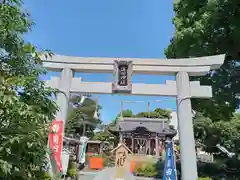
[23,0,177,123]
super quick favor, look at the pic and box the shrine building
[109,117,177,159]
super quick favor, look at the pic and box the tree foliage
[65,95,102,138]
[117,108,171,119]
[194,112,240,154]
[0,0,57,179]
[167,3,240,177]
[165,0,240,121]
[135,108,171,119]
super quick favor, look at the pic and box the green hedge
[133,159,240,179]
[178,159,240,180]
[134,162,158,177]
[133,161,165,178]
[67,160,77,178]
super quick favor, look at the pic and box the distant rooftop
[109,117,177,136]
[88,140,103,144]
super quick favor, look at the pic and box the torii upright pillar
[55,68,73,124]
[176,72,197,180]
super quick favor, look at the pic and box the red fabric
[49,120,63,172]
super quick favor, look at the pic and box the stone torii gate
[42,54,225,180]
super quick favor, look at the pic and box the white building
[169,111,179,140]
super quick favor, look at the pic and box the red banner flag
[49,120,63,172]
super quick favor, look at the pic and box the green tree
[165,0,240,121]
[65,95,102,138]
[0,0,57,179]
[105,109,135,128]
[135,108,171,119]
[92,130,117,151]
[120,109,134,117]
[194,112,240,154]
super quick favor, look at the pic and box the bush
[144,163,158,177]
[41,172,51,180]
[198,178,212,180]
[129,158,240,179]
[67,160,77,178]
[176,159,240,179]
[134,162,158,177]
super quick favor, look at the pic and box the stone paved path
[78,172,96,180]
[78,170,161,180]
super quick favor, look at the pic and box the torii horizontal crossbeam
[45,78,212,98]
[41,54,225,76]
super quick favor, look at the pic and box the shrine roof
[88,140,103,144]
[63,137,103,144]
[110,117,177,135]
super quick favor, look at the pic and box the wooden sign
[112,61,133,93]
[111,143,133,180]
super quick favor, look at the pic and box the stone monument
[93,143,135,180]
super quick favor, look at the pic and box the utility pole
[113,100,144,119]
[113,99,163,119]
[147,100,162,118]
[121,101,124,119]
[148,102,150,118]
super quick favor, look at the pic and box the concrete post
[119,132,123,143]
[155,136,159,157]
[176,72,198,180]
[161,141,166,161]
[148,139,151,155]
[148,102,150,118]
[120,102,124,119]
[55,68,73,124]
[131,137,134,152]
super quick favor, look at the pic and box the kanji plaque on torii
[112,60,133,93]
